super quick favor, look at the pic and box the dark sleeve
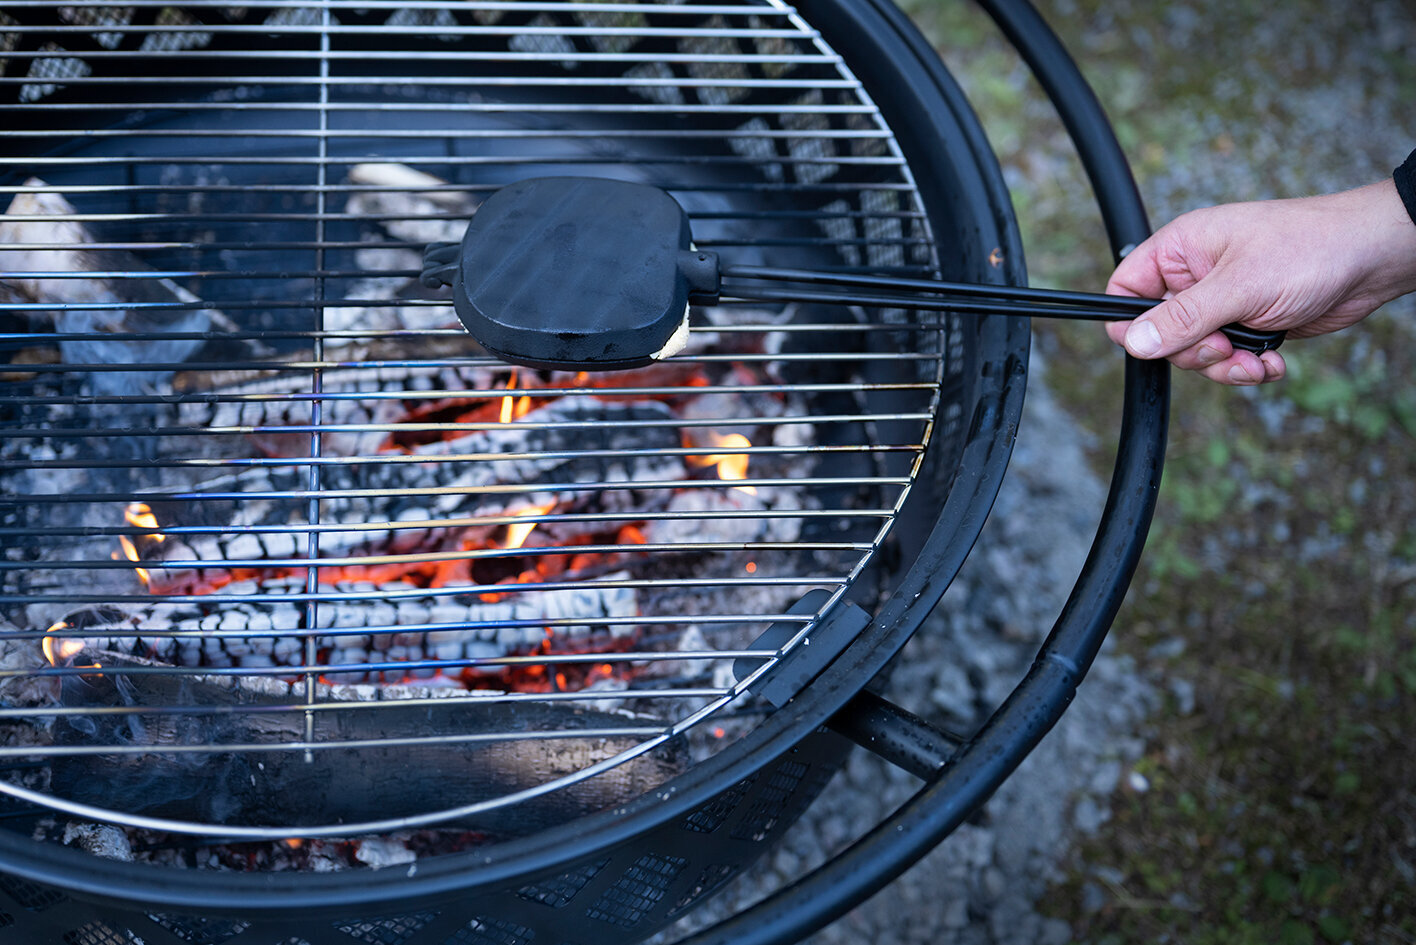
[1397,149,1416,227]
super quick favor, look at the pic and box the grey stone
[1073,796,1109,835]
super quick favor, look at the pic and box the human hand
[1105,179,1416,385]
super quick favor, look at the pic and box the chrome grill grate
[0,1,965,842]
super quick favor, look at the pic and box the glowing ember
[93,360,781,695]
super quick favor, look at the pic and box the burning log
[131,398,687,593]
[175,360,502,459]
[35,573,639,685]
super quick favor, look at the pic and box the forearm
[1338,177,1416,311]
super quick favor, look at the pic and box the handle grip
[1220,323,1287,354]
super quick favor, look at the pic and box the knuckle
[1163,295,1207,339]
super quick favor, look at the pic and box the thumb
[1120,278,1235,360]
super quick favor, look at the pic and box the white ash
[353,835,418,869]
[643,487,799,547]
[0,627,62,713]
[173,360,500,457]
[322,282,457,339]
[61,822,132,862]
[206,163,477,346]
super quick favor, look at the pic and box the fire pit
[0,2,1167,944]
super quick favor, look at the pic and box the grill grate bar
[0,233,922,252]
[3,647,774,676]
[1,509,890,544]
[7,80,864,101]
[3,210,902,228]
[0,380,935,405]
[299,4,336,749]
[5,117,880,136]
[1,539,874,571]
[0,179,912,195]
[0,415,929,440]
[0,474,912,504]
[0,154,904,168]
[0,673,764,721]
[10,648,743,675]
[0,1,791,12]
[4,24,820,40]
[0,726,691,760]
[0,76,858,92]
[3,575,848,607]
[0,209,919,226]
[0,49,839,64]
[1,616,803,644]
[0,451,918,474]
[0,197,920,223]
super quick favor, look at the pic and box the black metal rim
[0,0,1032,918]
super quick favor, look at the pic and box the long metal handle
[718,266,1287,355]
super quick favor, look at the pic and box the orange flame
[504,498,558,551]
[115,535,151,586]
[124,502,165,540]
[117,501,164,586]
[687,432,757,495]
[497,372,534,425]
[41,620,85,667]
[498,372,518,424]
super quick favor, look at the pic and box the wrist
[1334,179,1416,300]
[1395,149,1416,227]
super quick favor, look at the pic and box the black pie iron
[421,177,719,371]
